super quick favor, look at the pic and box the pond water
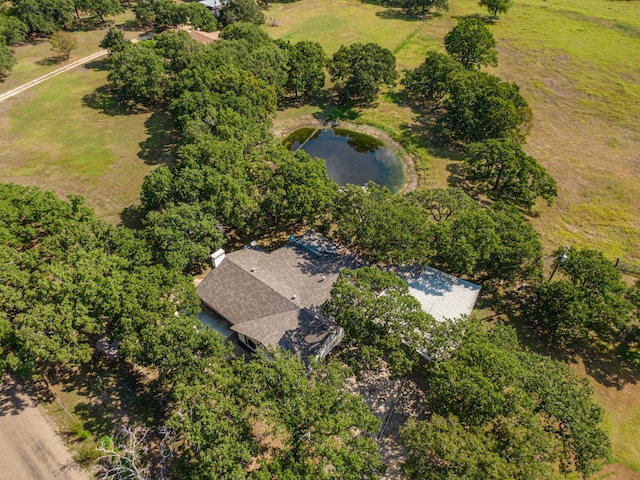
[285,127,405,193]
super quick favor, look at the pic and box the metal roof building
[396,267,481,323]
[197,232,480,360]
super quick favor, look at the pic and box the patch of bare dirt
[345,364,428,479]
[0,375,90,480]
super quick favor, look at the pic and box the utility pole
[549,245,570,281]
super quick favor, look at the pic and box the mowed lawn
[269,0,640,265]
[0,64,176,223]
[267,0,640,474]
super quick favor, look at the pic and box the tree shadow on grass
[83,59,107,71]
[485,288,640,390]
[137,111,179,165]
[57,360,165,437]
[120,204,147,230]
[82,85,147,116]
[36,55,67,66]
[375,8,423,21]
[69,17,108,32]
[118,19,144,32]
[396,105,462,162]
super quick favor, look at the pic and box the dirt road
[0,375,90,480]
[0,50,107,104]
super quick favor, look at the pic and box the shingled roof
[196,232,359,358]
[197,231,481,359]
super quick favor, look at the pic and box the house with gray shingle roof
[197,231,481,360]
[197,231,360,359]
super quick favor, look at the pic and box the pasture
[269,0,640,265]
[1,0,639,475]
[267,0,640,474]
[0,12,174,223]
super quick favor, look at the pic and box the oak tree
[444,17,497,70]
[464,139,557,209]
[328,42,397,104]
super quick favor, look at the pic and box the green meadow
[1,0,639,474]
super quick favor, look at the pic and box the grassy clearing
[267,0,640,474]
[0,10,147,96]
[0,61,177,223]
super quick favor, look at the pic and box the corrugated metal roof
[198,0,224,8]
[402,267,481,322]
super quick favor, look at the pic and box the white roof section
[402,267,481,322]
[198,0,224,8]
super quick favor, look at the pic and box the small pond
[285,127,405,193]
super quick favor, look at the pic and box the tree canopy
[401,0,449,16]
[535,248,633,345]
[437,70,532,144]
[10,0,74,36]
[281,40,326,98]
[480,0,513,19]
[401,319,611,479]
[220,0,265,26]
[402,50,463,104]
[323,267,434,377]
[464,139,557,209]
[444,17,498,70]
[328,42,397,104]
[0,41,16,76]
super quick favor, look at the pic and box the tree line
[1,8,638,479]
[0,182,616,478]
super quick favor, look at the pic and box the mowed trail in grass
[267,0,640,474]
[0,63,176,223]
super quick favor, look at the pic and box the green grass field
[0,11,175,223]
[266,0,640,474]
[269,0,640,266]
[2,0,639,475]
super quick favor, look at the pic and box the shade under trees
[401,0,449,16]
[401,319,611,479]
[328,42,398,104]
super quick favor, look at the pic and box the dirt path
[272,115,420,193]
[0,50,108,104]
[0,375,90,480]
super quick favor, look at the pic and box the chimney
[211,249,225,268]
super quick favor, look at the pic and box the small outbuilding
[198,0,224,17]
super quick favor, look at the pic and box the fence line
[614,258,640,276]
